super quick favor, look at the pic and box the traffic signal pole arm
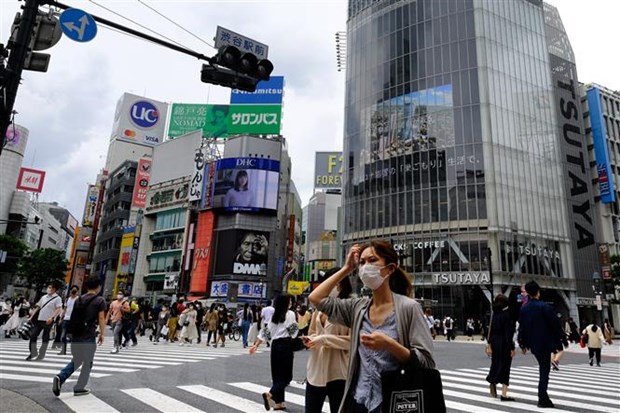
[44,1,214,63]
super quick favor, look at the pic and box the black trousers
[29,320,52,358]
[305,380,346,413]
[588,347,602,364]
[534,352,551,403]
[270,338,294,404]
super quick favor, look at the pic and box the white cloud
[1,0,617,222]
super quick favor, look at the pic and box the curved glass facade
[343,0,579,322]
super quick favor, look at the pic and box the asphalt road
[1,332,619,413]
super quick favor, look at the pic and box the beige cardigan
[306,311,350,387]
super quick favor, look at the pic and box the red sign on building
[131,158,152,208]
[16,167,46,193]
[189,211,216,296]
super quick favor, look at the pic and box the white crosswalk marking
[0,337,261,385]
[179,384,266,412]
[229,381,330,413]
[59,392,120,413]
[12,360,620,413]
[439,363,620,412]
[122,388,206,412]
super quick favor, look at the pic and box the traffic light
[201,45,274,92]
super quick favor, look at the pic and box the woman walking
[603,319,613,345]
[304,270,352,413]
[2,296,29,337]
[486,294,516,401]
[250,294,298,411]
[582,322,606,366]
[308,240,435,412]
[216,305,228,348]
[241,303,254,348]
[205,303,219,346]
[152,304,170,344]
[179,303,198,345]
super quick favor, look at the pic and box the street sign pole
[0,0,41,157]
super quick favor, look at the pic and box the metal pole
[0,0,41,157]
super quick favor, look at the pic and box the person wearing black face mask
[56,286,80,355]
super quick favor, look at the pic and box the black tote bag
[381,365,446,413]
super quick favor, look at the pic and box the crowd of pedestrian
[1,240,617,411]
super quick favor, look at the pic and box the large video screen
[209,157,280,212]
[214,230,270,276]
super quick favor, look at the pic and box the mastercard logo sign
[123,129,137,138]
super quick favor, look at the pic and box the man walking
[53,275,106,397]
[26,281,63,361]
[58,285,80,355]
[106,291,124,354]
[518,281,567,408]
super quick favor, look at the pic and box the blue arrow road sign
[60,8,97,43]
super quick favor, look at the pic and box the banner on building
[230,76,284,104]
[210,281,264,299]
[82,185,99,227]
[587,87,616,204]
[214,230,269,276]
[113,227,135,296]
[314,152,343,189]
[286,215,295,271]
[132,158,152,208]
[110,93,169,146]
[16,167,46,193]
[189,147,205,202]
[146,180,188,212]
[168,103,282,138]
[190,211,216,295]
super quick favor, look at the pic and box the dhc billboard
[230,76,284,104]
[587,87,616,203]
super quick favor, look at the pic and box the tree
[0,234,29,275]
[19,248,67,300]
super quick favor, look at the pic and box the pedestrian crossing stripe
[46,365,620,413]
[0,339,263,385]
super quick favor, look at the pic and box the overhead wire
[87,0,198,53]
[136,0,215,49]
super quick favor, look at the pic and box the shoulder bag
[381,360,446,413]
[17,296,57,340]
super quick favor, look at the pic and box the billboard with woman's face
[204,157,280,212]
[214,230,270,276]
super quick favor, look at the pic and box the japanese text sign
[214,26,269,59]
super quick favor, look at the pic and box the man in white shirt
[27,281,63,361]
[261,300,275,347]
[58,285,80,355]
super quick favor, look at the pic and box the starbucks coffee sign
[433,271,490,285]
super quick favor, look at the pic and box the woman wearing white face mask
[309,240,435,413]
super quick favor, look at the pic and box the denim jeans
[242,320,251,347]
[111,320,123,348]
[57,337,97,391]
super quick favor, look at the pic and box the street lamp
[592,272,603,325]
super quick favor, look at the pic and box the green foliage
[0,234,29,275]
[18,248,67,294]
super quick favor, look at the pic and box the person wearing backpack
[53,275,107,397]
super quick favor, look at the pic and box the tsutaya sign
[433,272,490,285]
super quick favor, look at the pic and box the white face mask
[358,264,389,290]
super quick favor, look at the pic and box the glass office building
[343,0,599,325]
